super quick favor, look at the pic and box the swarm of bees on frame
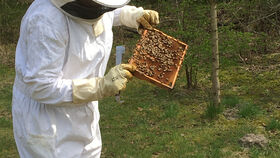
[130,30,185,85]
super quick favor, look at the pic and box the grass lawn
[0,45,280,158]
[0,65,18,158]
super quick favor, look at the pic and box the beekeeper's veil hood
[51,0,130,21]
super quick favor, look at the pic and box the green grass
[266,119,280,131]
[0,65,18,158]
[0,1,30,44]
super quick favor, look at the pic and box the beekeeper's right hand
[72,64,136,104]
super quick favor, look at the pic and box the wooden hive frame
[129,29,188,89]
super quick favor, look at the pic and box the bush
[266,119,280,131]
[205,102,224,119]
[221,95,240,108]
[0,0,30,44]
[238,102,261,118]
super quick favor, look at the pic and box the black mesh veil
[61,1,116,20]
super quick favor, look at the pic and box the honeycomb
[129,29,188,89]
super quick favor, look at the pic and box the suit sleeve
[22,14,74,105]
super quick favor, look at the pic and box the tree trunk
[175,0,181,27]
[210,0,221,106]
[185,64,191,89]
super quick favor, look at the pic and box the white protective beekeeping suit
[12,0,159,157]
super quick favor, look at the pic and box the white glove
[72,64,136,104]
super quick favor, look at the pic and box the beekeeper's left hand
[137,10,159,30]
[137,10,159,34]
[120,6,159,34]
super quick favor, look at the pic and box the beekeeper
[12,0,159,157]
